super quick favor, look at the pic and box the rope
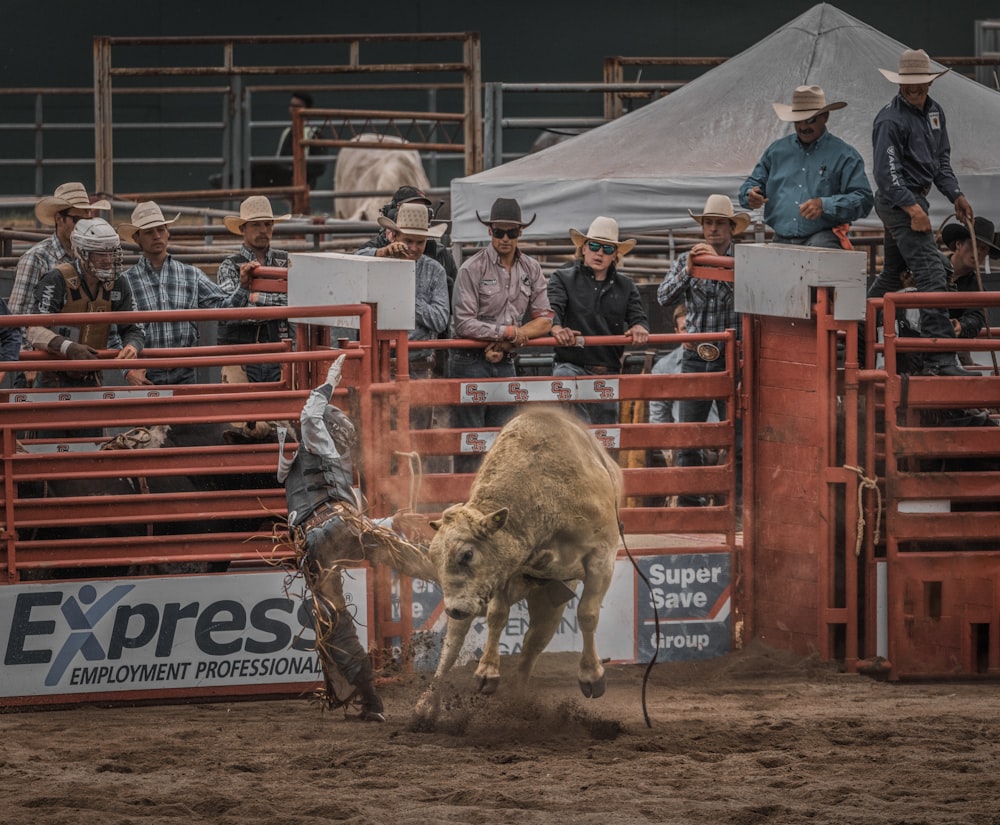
[844,465,882,557]
[394,450,423,511]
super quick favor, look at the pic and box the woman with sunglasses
[548,216,649,426]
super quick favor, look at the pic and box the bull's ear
[485,508,508,533]
[429,519,442,532]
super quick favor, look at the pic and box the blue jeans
[145,367,197,385]
[867,192,956,363]
[772,229,842,249]
[449,349,517,473]
[552,361,619,426]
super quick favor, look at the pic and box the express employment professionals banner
[1,571,367,700]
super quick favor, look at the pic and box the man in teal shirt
[740,85,873,249]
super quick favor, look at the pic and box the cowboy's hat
[117,201,180,243]
[878,48,949,84]
[476,197,536,227]
[224,195,291,234]
[377,202,447,239]
[569,216,637,256]
[941,217,1000,258]
[689,194,751,235]
[772,85,847,122]
[34,182,111,226]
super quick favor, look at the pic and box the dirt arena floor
[3,641,999,825]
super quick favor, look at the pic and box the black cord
[618,520,660,729]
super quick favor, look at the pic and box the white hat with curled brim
[569,216,637,256]
[878,48,949,84]
[688,194,751,235]
[772,85,847,122]
[224,195,292,234]
[35,182,111,226]
[117,201,181,243]
[377,202,447,239]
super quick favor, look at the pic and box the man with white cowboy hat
[216,195,292,383]
[118,201,254,386]
[867,48,976,377]
[356,201,449,394]
[658,194,748,509]
[740,84,872,249]
[548,216,649,426]
[450,197,553,473]
[9,183,111,387]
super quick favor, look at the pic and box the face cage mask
[85,247,123,284]
[324,408,357,455]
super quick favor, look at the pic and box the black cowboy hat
[941,217,1000,258]
[476,197,536,227]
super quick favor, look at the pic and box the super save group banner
[2,553,730,702]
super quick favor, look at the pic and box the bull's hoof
[579,674,607,699]
[475,673,500,695]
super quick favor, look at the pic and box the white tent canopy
[450,3,1000,242]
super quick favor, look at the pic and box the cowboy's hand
[904,203,931,233]
[115,344,138,361]
[378,242,409,259]
[686,242,716,273]
[953,195,974,226]
[126,368,151,386]
[484,342,505,363]
[550,325,581,347]
[325,353,347,388]
[747,187,768,209]
[952,318,962,336]
[627,325,649,346]
[238,260,259,288]
[66,342,99,360]
[799,198,824,221]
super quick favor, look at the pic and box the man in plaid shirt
[118,201,253,386]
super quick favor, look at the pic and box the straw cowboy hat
[223,195,291,234]
[772,85,847,122]
[941,217,1000,258]
[377,202,447,238]
[476,197,536,227]
[117,201,180,243]
[689,194,752,235]
[569,216,637,256]
[34,182,111,225]
[878,48,949,84]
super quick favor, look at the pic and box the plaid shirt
[122,255,250,349]
[217,245,288,325]
[10,234,74,317]
[657,243,737,336]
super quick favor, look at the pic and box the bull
[332,133,432,221]
[415,407,623,722]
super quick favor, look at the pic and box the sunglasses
[59,210,86,223]
[801,115,822,125]
[587,240,618,255]
[491,226,521,239]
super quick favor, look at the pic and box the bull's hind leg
[576,562,613,699]
[513,588,569,690]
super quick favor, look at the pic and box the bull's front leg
[412,613,473,724]
[514,586,568,689]
[473,595,511,695]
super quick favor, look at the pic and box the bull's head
[428,504,508,621]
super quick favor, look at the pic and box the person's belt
[586,365,611,375]
[297,500,353,533]
[683,342,722,362]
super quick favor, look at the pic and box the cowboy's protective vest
[284,449,356,528]
[56,263,113,350]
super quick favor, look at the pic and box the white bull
[415,407,623,722]
[332,133,432,221]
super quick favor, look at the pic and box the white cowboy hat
[569,216,637,256]
[377,202,447,239]
[772,85,847,122]
[35,182,111,225]
[688,194,752,235]
[223,195,292,234]
[878,48,949,84]
[117,201,180,243]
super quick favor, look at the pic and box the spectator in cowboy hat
[216,196,292,383]
[450,197,553,473]
[8,183,111,388]
[867,48,976,377]
[358,185,457,298]
[657,194,748,509]
[740,84,873,249]
[939,216,999,350]
[548,216,649,425]
[118,202,253,386]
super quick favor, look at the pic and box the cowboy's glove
[66,342,100,360]
[325,353,347,388]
